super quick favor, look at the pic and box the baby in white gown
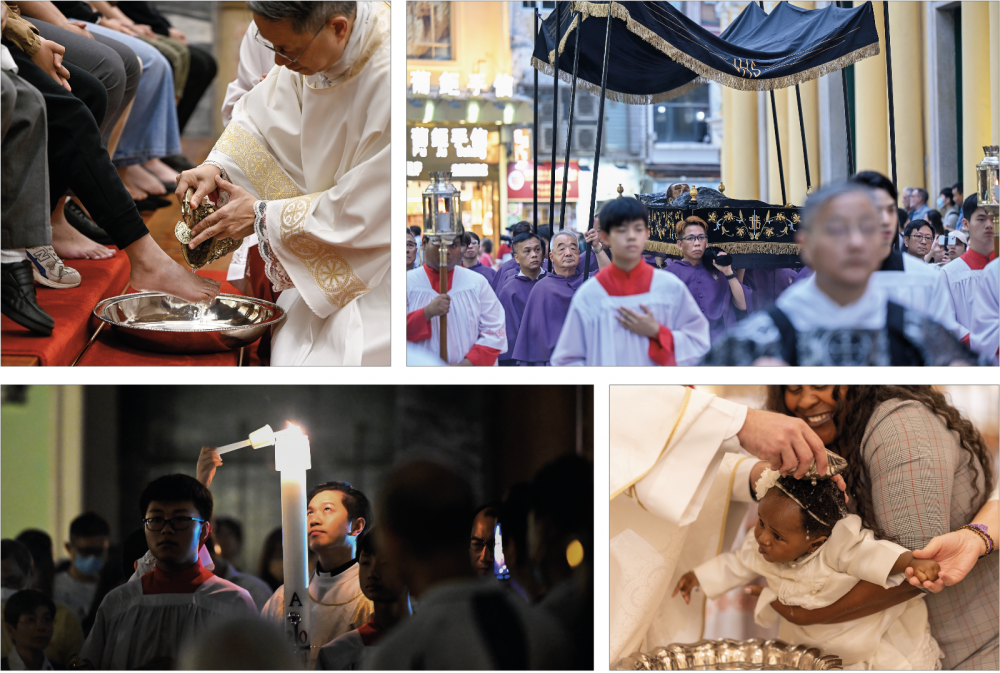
[673,470,944,670]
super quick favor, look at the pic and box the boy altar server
[79,475,256,669]
[550,198,710,366]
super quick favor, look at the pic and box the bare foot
[123,164,166,196]
[51,202,116,259]
[143,158,179,184]
[125,235,222,303]
[116,166,149,200]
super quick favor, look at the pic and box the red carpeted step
[1,250,130,366]
[75,270,262,366]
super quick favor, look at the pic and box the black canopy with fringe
[532,0,880,104]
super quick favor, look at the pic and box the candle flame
[285,421,305,434]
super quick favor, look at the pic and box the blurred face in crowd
[904,224,934,258]
[423,237,462,270]
[678,223,708,263]
[1,557,30,594]
[307,490,362,554]
[947,236,967,260]
[469,510,497,577]
[464,237,481,263]
[866,187,897,259]
[65,534,109,580]
[4,605,54,656]
[798,191,881,296]
[602,218,649,269]
[783,385,841,445]
[406,232,417,269]
[358,547,405,603]
[253,11,354,77]
[144,501,209,570]
[549,231,580,276]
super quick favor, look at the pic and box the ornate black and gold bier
[637,186,804,270]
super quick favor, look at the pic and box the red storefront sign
[507,160,579,201]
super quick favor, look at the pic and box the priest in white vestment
[176,2,390,366]
[609,386,835,664]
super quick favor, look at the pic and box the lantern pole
[558,8,582,275]
[438,241,448,361]
[583,7,613,281]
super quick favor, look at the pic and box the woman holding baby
[674,385,998,670]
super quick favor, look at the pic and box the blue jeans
[76,22,181,166]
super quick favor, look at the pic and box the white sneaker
[26,246,82,289]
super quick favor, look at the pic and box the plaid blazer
[861,398,998,670]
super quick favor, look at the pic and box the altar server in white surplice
[970,258,999,364]
[176,2,390,366]
[80,476,257,669]
[609,387,836,664]
[406,236,507,366]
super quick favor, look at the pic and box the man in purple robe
[497,232,546,366]
[664,216,752,342]
[461,232,496,285]
[494,225,607,294]
[512,230,591,365]
[490,222,532,293]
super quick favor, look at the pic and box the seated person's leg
[176,44,216,135]
[1,71,55,334]
[5,51,221,303]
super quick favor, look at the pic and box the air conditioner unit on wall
[574,124,598,153]
[574,93,598,122]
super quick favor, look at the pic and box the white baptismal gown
[694,514,943,670]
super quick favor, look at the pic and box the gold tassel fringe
[645,240,801,255]
[530,56,705,104]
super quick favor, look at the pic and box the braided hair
[774,474,848,540]
[765,385,994,542]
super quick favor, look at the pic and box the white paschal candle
[275,425,312,659]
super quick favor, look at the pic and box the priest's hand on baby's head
[671,571,700,604]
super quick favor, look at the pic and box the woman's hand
[187,176,257,248]
[905,529,986,592]
[167,27,187,44]
[671,571,700,604]
[65,20,95,39]
[175,164,223,211]
[196,446,222,488]
[31,39,72,91]
[99,17,139,37]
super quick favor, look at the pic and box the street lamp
[422,172,465,361]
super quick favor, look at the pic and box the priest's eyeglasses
[254,24,325,64]
[470,537,494,554]
[143,516,206,532]
[679,234,708,243]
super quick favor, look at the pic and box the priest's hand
[616,305,660,339]
[187,175,257,248]
[671,571,700,604]
[175,164,223,210]
[737,408,828,480]
[423,294,451,319]
[196,446,222,488]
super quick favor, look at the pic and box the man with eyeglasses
[665,216,752,342]
[175,1,391,366]
[469,504,501,577]
[702,182,980,365]
[79,475,256,669]
[902,220,935,261]
[406,235,507,366]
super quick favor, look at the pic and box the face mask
[74,554,104,577]
[937,196,944,209]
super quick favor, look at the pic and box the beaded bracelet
[959,524,994,557]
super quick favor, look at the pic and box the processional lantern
[218,423,312,664]
[976,146,999,217]
[421,172,465,361]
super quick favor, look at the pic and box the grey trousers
[1,69,50,249]
[30,19,140,146]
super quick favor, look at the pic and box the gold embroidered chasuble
[206,3,390,365]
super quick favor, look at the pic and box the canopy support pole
[759,2,786,205]
[533,9,539,236]
[547,2,560,269]
[583,6,613,281]
[883,2,898,192]
[557,9,582,271]
[835,1,855,176]
[794,84,811,193]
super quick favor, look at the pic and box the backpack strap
[766,305,798,366]
[886,301,924,366]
